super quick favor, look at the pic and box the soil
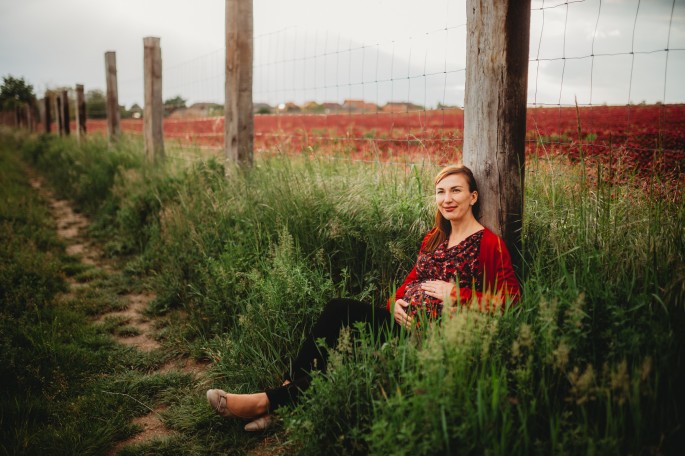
[96,292,161,352]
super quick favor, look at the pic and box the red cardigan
[387,227,521,312]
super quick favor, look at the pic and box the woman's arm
[451,230,520,312]
[386,265,418,311]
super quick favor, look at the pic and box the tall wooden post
[225,0,254,166]
[143,37,165,161]
[61,90,70,136]
[463,0,530,268]
[25,104,34,132]
[43,95,51,134]
[75,84,87,140]
[105,51,121,141]
[55,93,63,136]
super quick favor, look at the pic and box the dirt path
[29,177,207,454]
[30,178,162,351]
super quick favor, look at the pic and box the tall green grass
[13,131,685,454]
[1,130,196,455]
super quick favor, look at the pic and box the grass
[3,127,684,454]
[0,129,206,455]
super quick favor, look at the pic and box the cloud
[1,0,683,107]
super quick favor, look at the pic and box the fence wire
[20,0,683,178]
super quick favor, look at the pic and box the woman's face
[435,173,477,223]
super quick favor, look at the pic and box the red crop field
[86,104,684,181]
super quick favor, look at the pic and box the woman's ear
[471,190,478,206]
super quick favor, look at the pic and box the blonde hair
[422,164,480,253]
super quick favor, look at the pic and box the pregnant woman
[207,164,520,430]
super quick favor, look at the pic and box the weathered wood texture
[75,84,87,140]
[225,0,254,166]
[55,93,63,136]
[463,0,530,267]
[26,104,33,132]
[105,51,121,140]
[43,95,51,133]
[61,90,70,136]
[144,37,165,161]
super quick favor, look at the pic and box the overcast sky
[1,0,683,109]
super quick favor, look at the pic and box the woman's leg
[291,297,392,378]
[206,389,269,418]
[266,298,393,411]
[209,298,394,420]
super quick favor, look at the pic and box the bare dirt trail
[28,176,207,454]
[96,292,161,352]
[30,177,162,352]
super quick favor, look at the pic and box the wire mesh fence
[11,0,683,178]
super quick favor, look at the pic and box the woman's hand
[421,280,455,305]
[393,299,413,329]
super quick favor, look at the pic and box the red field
[84,104,684,180]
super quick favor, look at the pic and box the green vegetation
[164,95,187,117]
[85,89,107,119]
[0,75,36,110]
[2,128,684,454]
[0,130,199,455]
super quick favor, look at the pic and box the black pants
[265,298,395,411]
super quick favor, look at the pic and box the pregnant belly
[404,282,444,319]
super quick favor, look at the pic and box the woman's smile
[435,173,476,221]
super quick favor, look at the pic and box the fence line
[2,0,683,178]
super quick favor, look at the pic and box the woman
[207,164,520,431]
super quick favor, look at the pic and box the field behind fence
[2,0,683,180]
[71,103,684,181]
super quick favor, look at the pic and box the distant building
[129,103,143,119]
[169,102,223,118]
[382,102,424,113]
[342,99,379,113]
[302,101,324,113]
[276,102,301,113]
[321,102,342,114]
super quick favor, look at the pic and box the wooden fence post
[463,0,531,269]
[25,104,33,132]
[225,0,254,167]
[61,90,70,136]
[105,51,121,141]
[55,93,63,136]
[143,37,165,161]
[75,84,87,140]
[43,95,51,133]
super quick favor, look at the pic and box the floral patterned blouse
[403,229,484,319]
